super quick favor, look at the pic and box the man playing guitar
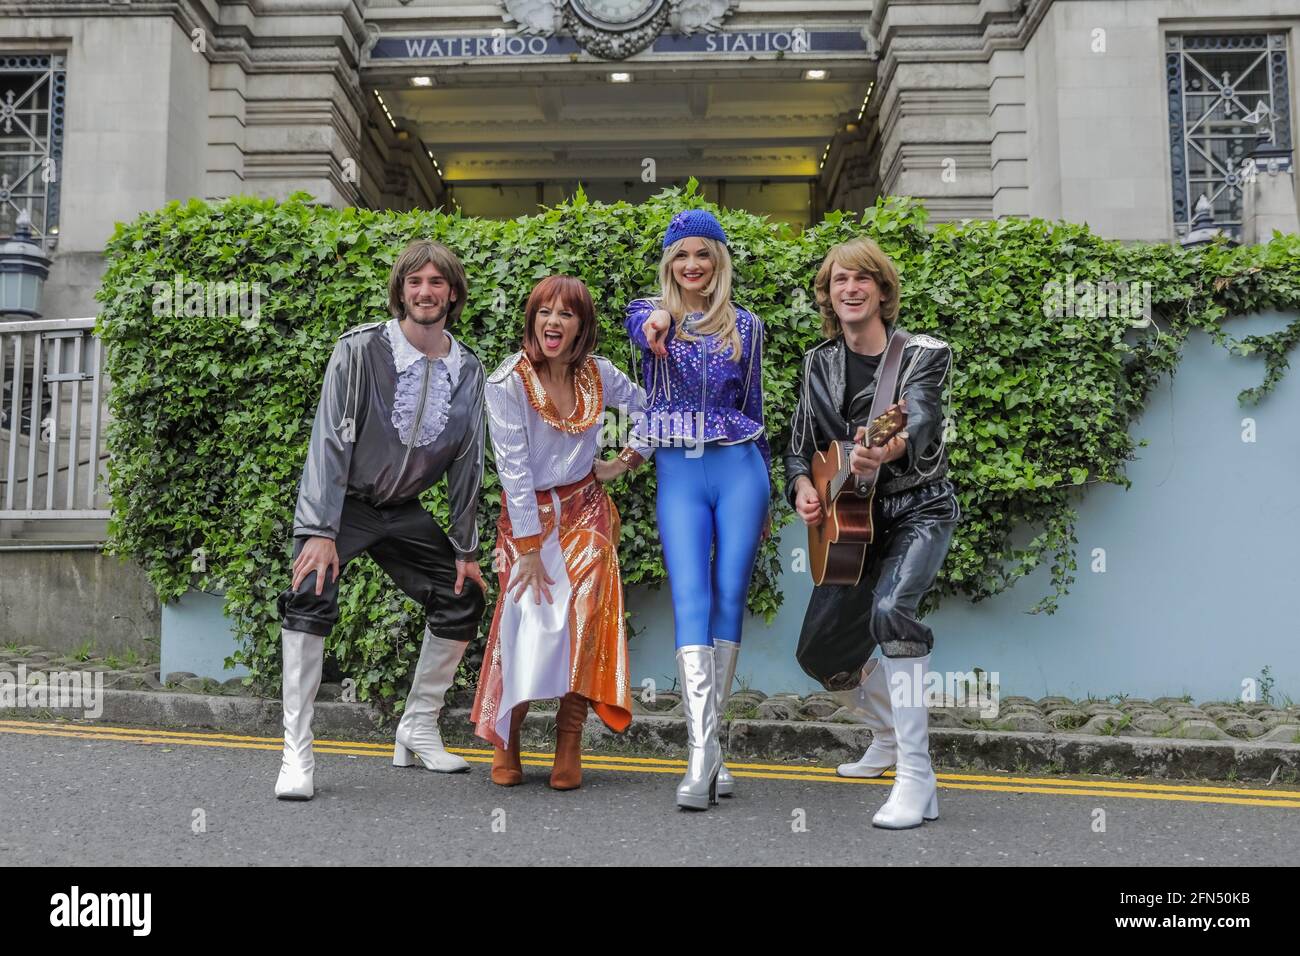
[784,237,959,830]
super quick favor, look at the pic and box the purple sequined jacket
[624,297,770,473]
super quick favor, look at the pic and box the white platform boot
[832,656,897,778]
[713,640,740,797]
[872,653,939,829]
[393,629,471,773]
[275,628,325,800]
[675,645,722,810]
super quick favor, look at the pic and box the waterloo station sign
[372,29,870,61]
[368,0,870,63]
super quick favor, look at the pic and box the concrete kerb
[5,688,1300,783]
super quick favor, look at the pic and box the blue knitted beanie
[663,209,728,249]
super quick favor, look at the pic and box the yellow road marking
[0,718,1287,796]
[3,718,1298,809]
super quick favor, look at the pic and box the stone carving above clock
[501,0,737,59]
[500,0,562,35]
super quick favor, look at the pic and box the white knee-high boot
[275,628,325,800]
[872,653,939,829]
[393,628,470,773]
[713,640,740,797]
[832,656,897,778]
[676,645,722,810]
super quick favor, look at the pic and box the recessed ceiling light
[857,81,874,120]
[374,90,397,129]
[610,72,632,83]
[411,76,432,87]
[804,69,828,81]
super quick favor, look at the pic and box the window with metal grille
[1165,33,1292,238]
[0,53,65,250]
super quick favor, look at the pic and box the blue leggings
[655,442,770,649]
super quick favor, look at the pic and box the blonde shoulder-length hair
[657,236,742,361]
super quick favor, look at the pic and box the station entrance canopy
[360,1,875,222]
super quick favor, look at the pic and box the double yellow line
[3,718,1299,809]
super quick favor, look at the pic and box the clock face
[570,0,663,31]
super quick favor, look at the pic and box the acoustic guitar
[807,403,908,586]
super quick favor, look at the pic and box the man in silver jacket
[274,239,488,800]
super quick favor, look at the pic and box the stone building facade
[1,0,1296,320]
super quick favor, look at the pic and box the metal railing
[0,318,110,529]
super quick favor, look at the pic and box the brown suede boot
[491,702,530,786]
[549,693,588,791]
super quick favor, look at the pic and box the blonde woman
[624,209,770,811]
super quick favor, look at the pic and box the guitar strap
[856,328,911,496]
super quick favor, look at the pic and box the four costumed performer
[272,224,958,831]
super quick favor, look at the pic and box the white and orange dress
[470,351,652,749]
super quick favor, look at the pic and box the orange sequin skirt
[471,472,633,748]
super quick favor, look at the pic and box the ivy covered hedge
[95,183,1300,705]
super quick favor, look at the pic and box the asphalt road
[2,719,1299,866]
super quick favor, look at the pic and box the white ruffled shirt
[385,318,463,448]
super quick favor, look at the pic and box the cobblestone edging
[4,685,1299,784]
[3,645,1298,745]
[4,646,1299,782]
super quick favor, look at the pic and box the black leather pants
[795,478,959,691]
[278,495,485,641]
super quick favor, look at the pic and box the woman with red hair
[471,275,651,790]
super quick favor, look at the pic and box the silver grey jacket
[292,320,486,558]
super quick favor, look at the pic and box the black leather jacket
[784,324,952,507]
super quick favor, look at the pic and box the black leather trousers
[278,495,485,641]
[795,478,959,691]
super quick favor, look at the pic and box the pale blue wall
[161,590,249,680]
[625,312,1300,703]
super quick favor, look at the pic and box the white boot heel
[392,741,415,767]
[925,790,939,821]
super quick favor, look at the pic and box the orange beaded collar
[515,354,603,433]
